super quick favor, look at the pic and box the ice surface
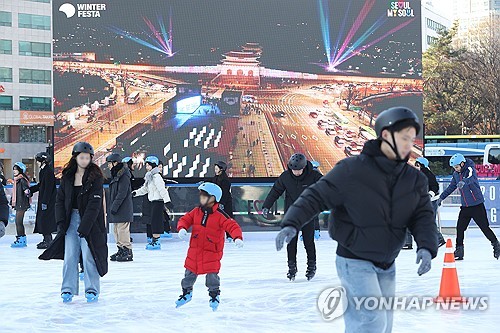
[1,229,499,333]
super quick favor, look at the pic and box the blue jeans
[62,209,100,295]
[336,256,396,333]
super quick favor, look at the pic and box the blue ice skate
[61,292,73,303]
[85,291,98,303]
[175,290,192,308]
[161,232,173,239]
[209,295,220,311]
[11,235,27,248]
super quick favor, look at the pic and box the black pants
[287,219,316,266]
[456,203,497,246]
[15,210,26,236]
[150,201,164,235]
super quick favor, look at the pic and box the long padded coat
[177,203,242,274]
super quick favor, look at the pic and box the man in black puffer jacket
[275,107,438,333]
[262,154,322,281]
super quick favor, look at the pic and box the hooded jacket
[280,140,438,266]
[439,158,484,207]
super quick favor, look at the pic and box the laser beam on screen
[317,0,415,71]
[108,8,174,57]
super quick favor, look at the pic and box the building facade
[0,0,53,179]
[451,0,500,48]
[422,1,452,51]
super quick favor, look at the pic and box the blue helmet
[13,162,27,173]
[449,153,466,167]
[122,157,132,163]
[198,182,222,202]
[311,161,320,170]
[145,155,159,166]
[415,157,429,168]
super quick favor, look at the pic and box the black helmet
[288,153,307,170]
[375,107,420,137]
[72,142,94,156]
[35,152,50,163]
[106,153,122,163]
[215,161,227,171]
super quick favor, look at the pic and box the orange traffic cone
[435,239,466,303]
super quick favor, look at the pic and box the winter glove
[416,248,432,276]
[275,226,298,251]
[234,238,244,248]
[437,198,443,206]
[457,181,465,189]
[178,228,188,240]
[41,204,48,211]
[0,222,5,239]
[314,229,321,240]
[261,208,270,219]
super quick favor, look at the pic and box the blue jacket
[440,158,484,207]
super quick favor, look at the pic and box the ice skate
[175,289,192,308]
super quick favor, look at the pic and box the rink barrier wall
[2,180,499,232]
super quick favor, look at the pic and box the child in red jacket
[175,182,243,311]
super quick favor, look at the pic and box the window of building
[0,67,13,82]
[20,96,52,111]
[0,11,12,27]
[427,36,438,46]
[0,126,8,142]
[0,39,12,54]
[19,69,51,84]
[19,126,46,143]
[19,41,51,57]
[18,13,50,30]
[0,96,13,110]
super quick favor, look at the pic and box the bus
[424,135,500,178]
[127,91,140,104]
[333,111,349,124]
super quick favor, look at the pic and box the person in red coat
[175,182,243,311]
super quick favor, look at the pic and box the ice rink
[1,229,499,333]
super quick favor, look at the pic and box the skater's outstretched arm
[407,175,438,259]
[133,182,148,197]
[262,175,286,210]
[439,174,457,200]
[281,160,348,232]
[221,217,243,241]
[77,176,104,237]
[177,208,196,231]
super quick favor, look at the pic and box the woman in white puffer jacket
[133,155,173,250]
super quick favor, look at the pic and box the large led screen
[53,0,423,178]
